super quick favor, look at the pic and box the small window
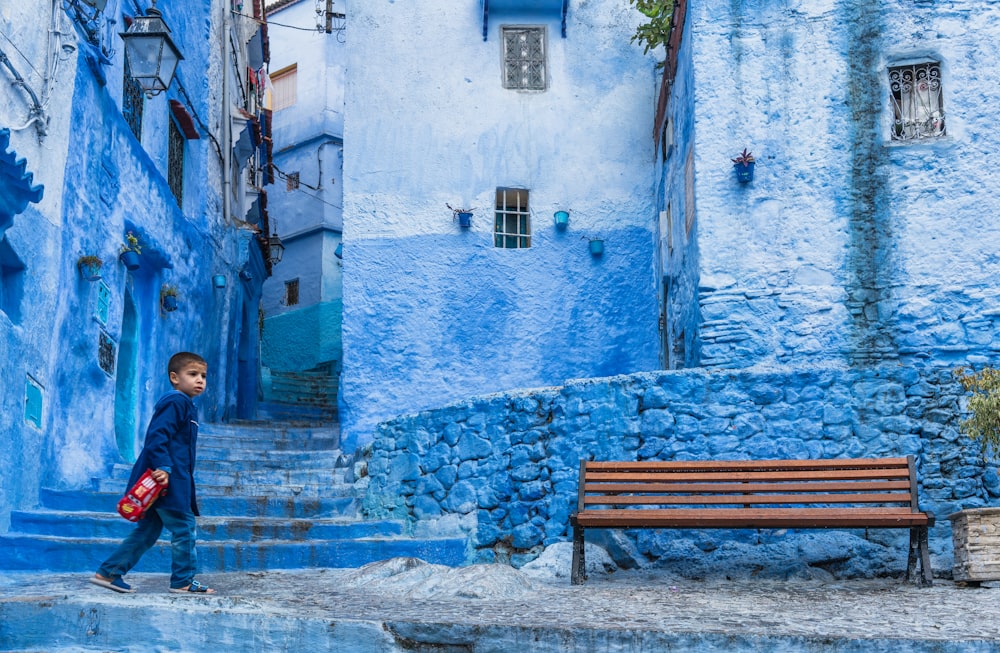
[122,59,144,141]
[285,278,299,306]
[270,64,298,111]
[502,27,546,91]
[286,171,300,191]
[167,119,185,206]
[889,61,945,141]
[494,188,531,249]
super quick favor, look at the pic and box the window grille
[270,64,298,111]
[502,27,545,90]
[167,119,185,206]
[122,60,144,141]
[494,188,531,249]
[889,61,945,141]
[286,172,300,191]
[98,331,116,375]
[285,278,299,306]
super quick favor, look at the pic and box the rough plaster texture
[681,0,1000,370]
[0,0,264,528]
[339,0,661,449]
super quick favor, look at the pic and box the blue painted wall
[340,0,661,449]
[0,0,265,528]
[362,365,986,574]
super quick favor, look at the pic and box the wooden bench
[570,456,934,585]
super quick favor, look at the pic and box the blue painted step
[0,534,467,572]
[10,510,403,541]
[39,489,357,519]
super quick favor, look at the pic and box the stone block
[949,507,1000,582]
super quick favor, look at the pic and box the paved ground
[3,554,1000,652]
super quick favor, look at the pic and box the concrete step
[0,533,466,572]
[9,510,403,541]
[256,402,338,422]
[92,477,354,498]
[96,466,349,489]
[40,489,357,519]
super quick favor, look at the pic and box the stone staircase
[0,422,465,572]
[259,365,339,422]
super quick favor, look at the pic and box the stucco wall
[362,364,989,574]
[340,0,661,449]
[687,0,1000,370]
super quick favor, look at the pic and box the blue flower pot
[162,295,178,312]
[78,261,102,281]
[734,161,755,183]
[589,239,604,257]
[457,212,473,228]
[119,250,141,271]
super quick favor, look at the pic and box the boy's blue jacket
[125,390,200,516]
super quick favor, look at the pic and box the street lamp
[268,232,284,265]
[120,1,183,97]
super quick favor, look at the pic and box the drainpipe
[222,0,232,226]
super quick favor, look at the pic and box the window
[284,278,299,306]
[494,188,531,248]
[270,64,297,111]
[286,171,300,191]
[167,119,185,206]
[122,59,144,141]
[889,61,945,141]
[502,27,545,90]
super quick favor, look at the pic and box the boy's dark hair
[168,352,207,375]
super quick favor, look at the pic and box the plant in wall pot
[447,203,474,229]
[950,366,1000,585]
[119,231,142,270]
[732,148,756,183]
[77,255,103,281]
[160,285,179,313]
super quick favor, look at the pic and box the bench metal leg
[908,527,933,586]
[571,521,586,585]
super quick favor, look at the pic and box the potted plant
[77,255,103,281]
[732,148,756,183]
[119,231,142,271]
[447,203,473,229]
[949,366,1000,584]
[160,285,179,313]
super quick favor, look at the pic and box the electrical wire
[232,11,344,33]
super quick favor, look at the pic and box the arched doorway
[114,287,140,462]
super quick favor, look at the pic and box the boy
[90,352,215,594]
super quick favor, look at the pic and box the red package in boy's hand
[117,469,165,522]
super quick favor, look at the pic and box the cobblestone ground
[3,563,1000,648]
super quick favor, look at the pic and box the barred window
[889,61,945,141]
[285,278,299,306]
[502,27,545,91]
[167,119,185,206]
[122,59,144,141]
[494,188,530,249]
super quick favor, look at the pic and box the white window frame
[270,64,298,111]
[494,188,531,249]
[502,27,546,91]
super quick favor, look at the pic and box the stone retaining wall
[361,365,998,574]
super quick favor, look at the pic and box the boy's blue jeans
[96,507,198,589]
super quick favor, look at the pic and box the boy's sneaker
[90,575,135,593]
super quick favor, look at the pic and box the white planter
[948,507,1000,582]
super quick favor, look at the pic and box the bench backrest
[577,456,923,513]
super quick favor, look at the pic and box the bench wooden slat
[574,507,931,529]
[586,469,911,482]
[584,480,912,494]
[583,492,914,506]
[585,457,911,471]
